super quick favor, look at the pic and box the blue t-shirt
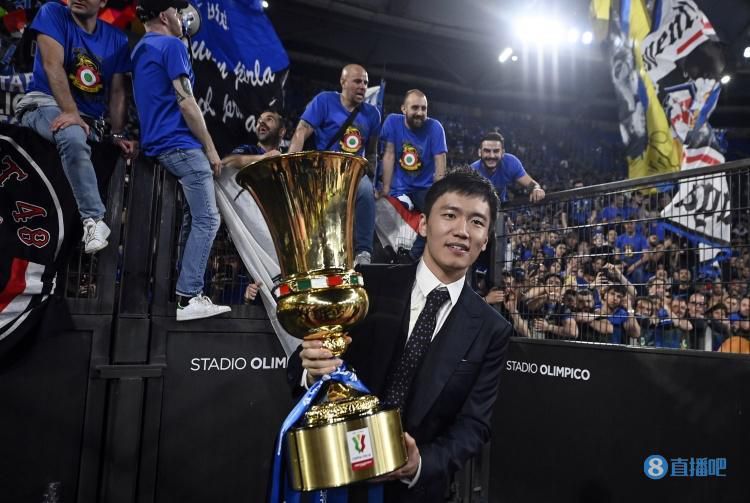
[599,205,637,222]
[568,198,594,226]
[231,144,265,155]
[608,306,629,344]
[381,114,447,195]
[300,91,381,156]
[131,33,202,157]
[28,2,131,119]
[615,232,649,265]
[470,153,526,202]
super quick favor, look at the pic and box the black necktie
[383,287,451,411]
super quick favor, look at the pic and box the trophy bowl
[236,151,407,490]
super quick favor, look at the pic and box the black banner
[188,0,288,157]
[491,339,750,502]
[0,123,118,353]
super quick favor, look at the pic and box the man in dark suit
[288,169,513,502]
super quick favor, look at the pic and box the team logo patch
[340,126,363,153]
[346,427,374,471]
[69,50,103,94]
[399,143,422,172]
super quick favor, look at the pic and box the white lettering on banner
[505,360,591,381]
[190,356,288,371]
[190,40,213,63]
[0,73,33,93]
[641,0,716,83]
[207,2,229,31]
[234,60,275,91]
[244,114,257,133]
[197,86,216,117]
[222,94,244,124]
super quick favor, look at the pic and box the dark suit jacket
[287,263,512,502]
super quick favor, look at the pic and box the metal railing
[487,158,750,353]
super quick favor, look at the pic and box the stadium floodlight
[516,16,563,45]
[744,46,750,58]
[720,75,731,84]
[511,55,519,62]
[262,0,269,8]
[581,31,593,44]
[567,28,580,43]
[498,47,514,63]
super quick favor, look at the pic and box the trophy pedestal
[286,408,407,491]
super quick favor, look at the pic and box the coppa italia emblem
[400,143,421,171]
[346,427,374,471]
[69,50,103,94]
[340,126,363,153]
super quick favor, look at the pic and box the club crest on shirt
[69,49,103,94]
[340,126,363,153]
[400,143,421,172]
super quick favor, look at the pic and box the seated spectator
[652,297,694,349]
[561,180,597,230]
[706,303,732,350]
[616,220,649,287]
[671,267,696,299]
[599,194,637,227]
[685,292,707,350]
[634,296,659,346]
[573,289,613,343]
[16,0,137,253]
[523,273,578,340]
[729,297,750,335]
[598,283,639,344]
[221,110,285,168]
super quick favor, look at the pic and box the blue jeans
[158,148,220,297]
[21,105,105,221]
[355,174,375,255]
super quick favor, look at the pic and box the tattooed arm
[173,75,222,175]
[288,119,314,153]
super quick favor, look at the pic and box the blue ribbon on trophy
[270,364,384,503]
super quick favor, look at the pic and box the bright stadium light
[516,17,562,44]
[744,46,750,58]
[262,0,269,8]
[581,31,594,44]
[720,74,731,84]
[498,47,514,63]
[567,28,580,43]
[511,55,519,62]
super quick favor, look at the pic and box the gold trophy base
[286,408,407,491]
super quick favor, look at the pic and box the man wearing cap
[16,0,137,254]
[131,0,230,321]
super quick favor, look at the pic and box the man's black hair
[423,168,499,227]
[479,131,504,147]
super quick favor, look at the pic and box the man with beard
[378,89,448,261]
[16,0,137,253]
[288,64,381,266]
[222,110,286,168]
[572,289,614,343]
[469,132,545,203]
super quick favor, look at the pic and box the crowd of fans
[481,180,750,352]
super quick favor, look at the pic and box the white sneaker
[354,251,371,266]
[82,218,110,254]
[176,294,231,321]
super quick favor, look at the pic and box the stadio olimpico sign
[190,356,288,372]
[505,360,591,381]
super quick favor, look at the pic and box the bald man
[378,89,447,261]
[289,64,381,265]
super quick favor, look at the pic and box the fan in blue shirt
[222,110,286,169]
[469,132,545,203]
[288,64,380,265]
